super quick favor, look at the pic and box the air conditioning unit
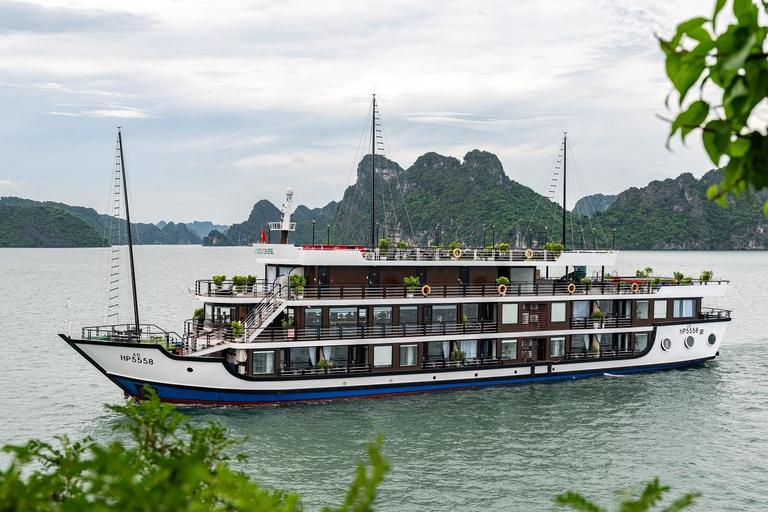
[530,314,539,323]
[529,303,539,310]
[236,349,248,363]
[238,365,246,374]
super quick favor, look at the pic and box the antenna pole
[562,133,567,250]
[117,128,140,330]
[371,94,376,248]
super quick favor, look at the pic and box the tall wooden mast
[117,128,140,329]
[562,132,567,250]
[370,94,376,248]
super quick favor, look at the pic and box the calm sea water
[0,247,766,511]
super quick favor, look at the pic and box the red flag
[261,227,267,244]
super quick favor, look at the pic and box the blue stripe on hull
[112,360,706,405]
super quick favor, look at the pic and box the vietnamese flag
[261,227,267,243]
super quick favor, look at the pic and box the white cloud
[0,179,18,187]
[45,104,154,118]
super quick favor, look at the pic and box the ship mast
[370,94,376,248]
[117,128,140,330]
[562,132,567,250]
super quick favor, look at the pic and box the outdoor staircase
[244,278,289,342]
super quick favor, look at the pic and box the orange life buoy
[497,284,507,296]
[452,247,463,259]
[567,283,576,294]
[525,248,534,259]
[421,284,431,296]
[631,282,639,293]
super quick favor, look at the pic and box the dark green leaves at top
[663,0,768,216]
[555,478,700,512]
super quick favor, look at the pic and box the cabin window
[431,305,457,323]
[634,333,649,352]
[571,334,590,353]
[289,347,316,368]
[480,339,496,359]
[551,302,566,323]
[304,308,322,327]
[501,304,519,324]
[596,300,614,315]
[400,306,418,334]
[373,345,393,368]
[212,305,235,324]
[463,304,479,323]
[322,345,349,366]
[351,345,368,366]
[373,307,392,325]
[673,299,696,318]
[572,301,590,318]
[330,307,357,325]
[457,340,478,359]
[598,333,614,350]
[653,300,667,319]
[635,301,649,320]
[252,351,275,374]
[550,337,565,358]
[480,303,497,322]
[427,341,450,361]
[501,340,518,360]
[400,344,418,367]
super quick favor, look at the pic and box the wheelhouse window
[501,304,519,324]
[673,299,696,318]
[373,345,393,368]
[550,337,565,358]
[653,300,667,319]
[399,344,418,367]
[551,302,566,323]
[501,340,518,360]
[322,345,349,366]
[635,301,649,320]
[634,333,649,352]
[252,351,275,374]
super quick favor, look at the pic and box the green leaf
[670,100,710,141]
[713,0,727,22]
[701,119,731,165]
[763,200,768,217]
[722,32,757,71]
[675,17,710,43]
[730,136,750,157]
[706,184,720,199]
[555,491,607,512]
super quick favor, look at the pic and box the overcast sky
[0,0,715,224]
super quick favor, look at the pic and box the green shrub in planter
[448,241,463,251]
[544,242,564,256]
[231,321,244,338]
[700,270,713,282]
[212,275,226,289]
[403,276,420,294]
[450,349,466,362]
[193,307,205,322]
[316,359,333,373]
[590,311,606,321]
[378,238,391,253]
[246,275,257,286]
[673,271,684,283]
[580,277,594,291]
[232,275,246,293]
[495,276,510,286]
[681,276,693,285]
[651,276,661,287]
[289,274,307,295]
[395,240,408,249]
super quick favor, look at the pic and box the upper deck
[251,243,618,268]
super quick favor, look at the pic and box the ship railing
[280,364,371,376]
[287,278,728,300]
[183,319,237,350]
[566,348,637,359]
[569,316,633,329]
[356,246,562,262]
[256,321,498,342]
[699,307,731,319]
[194,279,275,298]
[82,323,184,347]
[422,357,503,369]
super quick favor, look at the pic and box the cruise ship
[61,116,731,405]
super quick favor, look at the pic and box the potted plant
[281,318,294,339]
[212,274,226,290]
[395,240,408,258]
[495,276,510,286]
[230,320,244,340]
[316,359,333,374]
[378,238,391,259]
[673,271,684,283]
[246,274,257,292]
[289,274,307,299]
[449,349,466,363]
[544,242,564,257]
[403,276,420,298]
[193,307,205,329]
[496,242,510,254]
[700,270,713,282]
[590,311,606,328]
[232,275,246,295]
[650,276,661,288]
[635,267,653,278]
[462,314,469,324]
[580,277,593,292]
[681,276,693,285]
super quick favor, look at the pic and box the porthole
[474,373,478,377]
[187,367,193,373]
[707,333,717,346]
[661,338,672,351]
[684,336,695,349]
